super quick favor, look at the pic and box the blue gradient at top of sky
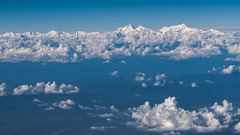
[1,0,240,34]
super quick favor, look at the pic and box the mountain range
[1,24,240,62]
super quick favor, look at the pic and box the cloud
[109,71,119,77]
[208,67,217,73]
[208,65,240,74]
[135,72,146,82]
[89,126,116,131]
[154,74,167,86]
[110,105,118,112]
[99,113,113,118]
[135,72,149,88]
[44,106,55,110]
[33,99,75,110]
[235,122,240,133]
[121,60,126,63]
[103,60,110,63]
[178,81,184,85]
[128,97,240,133]
[221,65,240,74]
[0,83,6,96]
[191,82,198,87]
[213,100,233,114]
[53,99,75,110]
[94,105,107,110]
[135,73,168,87]
[13,82,79,95]
[79,104,92,110]
[33,98,41,103]
[205,80,213,84]
[222,65,236,74]
[141,82,147,88]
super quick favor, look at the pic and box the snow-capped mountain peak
[2,32,15,38]
[159,23,199,34]
[116,24,135,32]
[135,25,148,30]
[207,29,225,35]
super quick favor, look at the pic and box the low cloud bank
[2,24,240,62]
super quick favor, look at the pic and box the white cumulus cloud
[234,122,240,133]
[222,65,236,74]
[53,99,75,110]
[13,82,79,95]
[191,82,198,87]
[154,74,167,86]
[128,97,240,133]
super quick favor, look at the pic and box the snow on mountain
[0,24,240,62]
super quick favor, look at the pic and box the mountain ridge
[0,24,227,37]
[0,24,240,62]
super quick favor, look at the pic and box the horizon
[1,23,240,35]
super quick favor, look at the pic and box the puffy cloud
[0,83,6,96]
[135,73,168,87]
[33,99,75,110]
[128,97,240,133]
[154,74,167,86]
[191,82,198,87]
[13,82,79,95]
[208,65,240,74]
[106,118,112,121]
[79,104,92,110]
[53,99,75,110]
[221,65,240,74]
[135,72,146,82]
[141,82,147,88]
[110,105,118,112]
[222,65,236,74]
[211,100,233,116]
[135,73,149,88]
[235,122,240,133]
[109,71,119,77]
[33,98,41,103]
[121,60,126,63]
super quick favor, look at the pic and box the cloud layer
[1,24,240,62]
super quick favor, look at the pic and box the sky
[1,0,240,34]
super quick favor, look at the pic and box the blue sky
[1,0,240,33]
